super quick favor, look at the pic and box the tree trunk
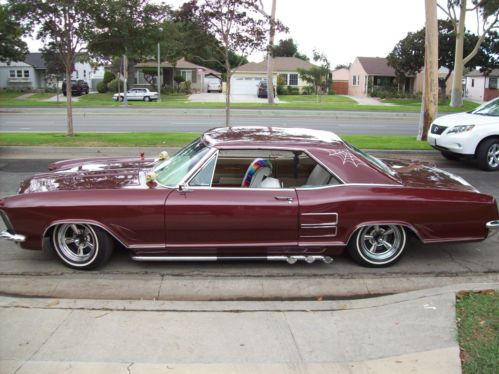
[266,0,277,104]
[225,55,231,127]
[450,0,466,107]
[123,54,128,105]
[418,0,439,141]
[65,64,74,136]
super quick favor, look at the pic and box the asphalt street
[0,150,498,299]
[0,107,423,135]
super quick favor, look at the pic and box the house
[230,57,318,95]
[464,69,499,102]
[331,68,349,95]
[134,58,221,93]
[349,57,412,97]
[0,52,105,91]
[414,67,454,97]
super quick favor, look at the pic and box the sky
[24,0,481,68]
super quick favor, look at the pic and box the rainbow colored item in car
[241,159,273,187]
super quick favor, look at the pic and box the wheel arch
[474,135,499,157]
[345,220,423,246]
[42,219,129,249]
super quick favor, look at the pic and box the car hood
[433,112,498,127]
[383,159,478,193]
[48,156,157,172]
[19,168,149,194]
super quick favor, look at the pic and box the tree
[88,0,166,104]
[297,50,331,101]
[334,63,351,70]
[419,0,439,141]
[188,0,279,127]
[437,0,498,106]
[387,20,497,98]
[273,38,308,60]
[0,4,28,62]
[12,0,100,136]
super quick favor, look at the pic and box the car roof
[202,126,344,149]
[202,126,399,185]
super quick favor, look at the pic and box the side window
[189,156,216,187]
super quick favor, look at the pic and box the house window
[489,78,497,89]
[9,70,15,78]
[471,79,474,87]
[181,70,192,82]
[23,70,29,78]
[289,74,298,86]
[16,70,22,78]
[278,73,288,85]
[353,75,358,86]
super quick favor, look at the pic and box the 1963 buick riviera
[1,127,498,270]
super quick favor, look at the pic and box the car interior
[189,149,341,189]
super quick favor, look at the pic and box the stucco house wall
[348,58,368,96]
[0,62,40,90]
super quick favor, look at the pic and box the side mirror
[177,184,193,193]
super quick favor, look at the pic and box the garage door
[231,76,265,95]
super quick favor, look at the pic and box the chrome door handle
[274,196,294,202]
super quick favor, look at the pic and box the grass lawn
[0,132,432,150]
[456,290,498,374]
[0,91,480,112]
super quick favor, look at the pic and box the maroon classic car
[1,127,498,270]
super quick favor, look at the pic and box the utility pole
[157,42,161,101]
[418,0,438,141]
[260,0,277,105]
[123,54,128,106]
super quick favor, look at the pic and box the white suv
[428,98,499,171]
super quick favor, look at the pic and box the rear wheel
[52,223,114,270]
[347,224,407,267]
[477,139,499,171]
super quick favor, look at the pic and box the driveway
[189,92,274,103]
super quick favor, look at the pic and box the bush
[287,86,299,95]
[106,78,122,93]
[277,85,288,95]
[328,89,336,95]
[103,71,115,85]
[96,80,107,93]
[179,80,192,94]
[301,86,314,95]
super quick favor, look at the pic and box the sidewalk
[4,283,492,374]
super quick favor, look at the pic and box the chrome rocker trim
[132,255,333,264]
[0,230,26,243]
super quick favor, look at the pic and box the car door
[127,89,137,100]
[164,155,299,256]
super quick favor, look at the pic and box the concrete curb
[0,282,497,312]
[1,273,497,301]
[0,145,438,160]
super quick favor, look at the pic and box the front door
[165,188,298,256]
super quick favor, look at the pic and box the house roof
[233,57,317,73]
[465,69,499,77]
[357,57,395,76]
[24,53,47,69]
[135,58,221,76]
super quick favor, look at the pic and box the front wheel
[144,96,151,102]
[477,139,499,171]
[52,223,114,270]
[347,224,407,267]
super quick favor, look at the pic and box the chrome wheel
[487,143,499,168]
[54,224,98,265]
[348,224,407,267]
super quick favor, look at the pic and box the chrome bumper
[0,230,25,242]
[486,220,499,230]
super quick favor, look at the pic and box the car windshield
[345,142,398,178]
[472,99,499,116]
[154,139,211,187]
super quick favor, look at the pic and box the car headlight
[447,125,475,134]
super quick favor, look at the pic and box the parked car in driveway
[62,80,89,96]
[428,98,499,171]
[113,88,159,102]
[257,81,275,98]
[1,127,498,270]
[207,81,222,93]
